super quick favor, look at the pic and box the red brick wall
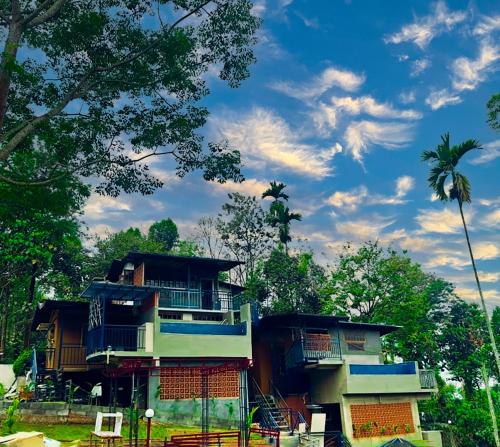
[160,367,239,400]
[350,402,415,438]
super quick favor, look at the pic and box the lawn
[11,421,229,446]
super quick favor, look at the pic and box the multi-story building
[252,313,438,446]
[33,252,253,426]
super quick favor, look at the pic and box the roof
[32,299,89,330]
[106,252,243,281]
[81,281,158,301]
[378,439,418,447]
[258,313,400,335]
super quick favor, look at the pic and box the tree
[487,93,500,131]
[262,182,301,252]
[262,181,289,202]
[421,133,500,379]
[216,193,274,283]
[247,248,328,315]
[194,217,225,259]
[148,218,179,251]
[422,133,500,447]
[0,0,260,194]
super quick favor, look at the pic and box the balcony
[87,324,145,354]
[158,288,238,311]
[345,362,437,394]
[45,345,87,370]
[286,334,342,369]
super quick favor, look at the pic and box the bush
[12,349,32,377]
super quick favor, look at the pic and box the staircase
[255,393,291,432]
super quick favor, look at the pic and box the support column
[201,371,209,434]
[239,369,249,446]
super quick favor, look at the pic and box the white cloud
[482,209,500,228]
[415,207,470,234]
[335,217,395,240]
[469,139,500,165]
[330,96,422,120]
[425,89,462,110]
[327,176,414,212]
[411,58,431,76]
[399,90,417,104]
[451,40,500,92]
[479,197,500,207]
[343,120,414,163]
[251,0,266,17]
[211,107,337,178]
[473,242,500,260]
[211,178,270,197]
[479,271,500,283]
[310,102,338,136]
[384,1,466,49]
[425,254,469,269]
[269,66,365,100]
[473,15,500,37]
[455,287,499,301]
[83,195,131,220]
[395,175,415,197]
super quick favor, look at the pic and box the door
[324,403,343,432]
[200,279,213,310]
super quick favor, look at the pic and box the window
[344,330,366,351]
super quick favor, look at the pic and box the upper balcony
[345,362,437,395]
[156,287,239,312]
[86,324,150,358]
[286,334,342,370]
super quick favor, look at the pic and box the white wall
[0,364,15,388]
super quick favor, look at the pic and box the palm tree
[421,133,500,378]
[269,201,302,252]
[422,134,500,447]
[262,181,289,202]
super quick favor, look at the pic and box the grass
[9,421,232,446]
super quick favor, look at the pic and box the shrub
[13,349,32,377]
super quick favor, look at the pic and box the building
[33,252,253,426]
[251,313,438,446]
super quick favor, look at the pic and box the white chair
[91,412,123,445]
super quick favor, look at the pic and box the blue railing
[349,362,416,375]
[87,325,145,354]
[160,322,247,336]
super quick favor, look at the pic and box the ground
[8,422,227,446]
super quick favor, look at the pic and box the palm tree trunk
[481,364,500,447]
[458,201,500,377]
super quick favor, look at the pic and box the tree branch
[23,0,67,27]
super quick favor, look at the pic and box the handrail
[269,380,308,431]
[251,378,280,431]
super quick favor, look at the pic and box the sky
[82,0,500,309]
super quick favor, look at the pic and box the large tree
[0,0,260,194]
[421,134,500,378]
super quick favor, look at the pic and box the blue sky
[83,0,500,308]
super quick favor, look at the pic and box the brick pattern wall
[350,402,415,438]
[305,334,331,351]
[160,367,239,400]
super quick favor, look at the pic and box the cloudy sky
[83,0,500,308]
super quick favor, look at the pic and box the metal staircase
[252,379,308,434]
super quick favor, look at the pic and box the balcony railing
[158,288,237,311]
[286,335,342,369]
[87,324,145,354]
[419,369,437,389]
[45,345,87,369]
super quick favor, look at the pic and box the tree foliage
[0,0,260,194]
[148,218,179,251]
[487,93,500,131]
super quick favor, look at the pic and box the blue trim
[349,362,416,375]
[160,322,247,336]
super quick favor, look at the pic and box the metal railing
[285,336,342,369]
[301,432,351,447]
[158,288,237,311]
[419,369,437,389]
[87,324,145,354]
[270,380,308,432]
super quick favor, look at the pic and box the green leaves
[421,133,481,205]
